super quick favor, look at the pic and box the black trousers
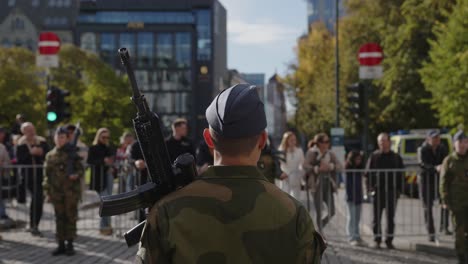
[373,191,397,243]
[422,197,435,236]
[26,174,44,228]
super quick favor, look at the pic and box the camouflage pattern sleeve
[439,156,452,206]
[43,151,53,195]
[296,205,327,263]
[73,156,84,178]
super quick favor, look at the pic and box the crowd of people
[0,110,466,262]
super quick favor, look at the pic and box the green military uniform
[44,146,84,241]
[440,151,468,262]
[136,166,325,264]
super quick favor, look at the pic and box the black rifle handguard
[100,182,162,216]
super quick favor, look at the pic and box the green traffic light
[47,112,58,122]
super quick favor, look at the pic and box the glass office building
[307,0,344,32]
[76,0,227,137]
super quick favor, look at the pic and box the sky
[218,0,308,83]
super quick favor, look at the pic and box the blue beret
[55,126,68,135]
[205,83,267,139]
[453,130,466,141]
[427,130,440,138]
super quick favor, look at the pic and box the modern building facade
[77,0,227,137]
[0,0,77,50]
[265,74,287,146]
[307,0,344,32]
[240,73,265,87]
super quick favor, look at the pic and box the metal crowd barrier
[277,168,451,240]
[0,164,145,236]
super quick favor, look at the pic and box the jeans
[0,199,7,218]
[347,202,362,241]
[99,172,113,229]
[126,172,135,192]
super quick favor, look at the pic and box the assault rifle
[99,48,197,247]
[63,122,81,176]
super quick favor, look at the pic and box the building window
[56,0,63,7]
[80,32,97,53]
[48,0,55,7]
[195,10,211,61]
[2,39,11,47]
[11,18,25,31]
[156,33,173,68]
[175,33,191,68]
[63,0,71,6]
[77,11,194,24]
[119,33,135,57]
[100,33,116,65]
[32,0,40,7]
[136,33,153,68]
[8,0,16,7]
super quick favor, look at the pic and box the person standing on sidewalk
[165,118,195,163]
[440,130,468,264]
[417,130,449,242]
[365,132,404,250]
[278,131,304,199]
[87,128,115,236]
[345,150,367,247]
[304,133,341,231]
[44,127,83,256]
[16,122,49,236]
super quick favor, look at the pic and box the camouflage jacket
[136,166,326,264]
[440,152,468,210]
[43,146,84,196]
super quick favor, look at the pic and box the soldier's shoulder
[156,179,232,207]
[46,148,58,157]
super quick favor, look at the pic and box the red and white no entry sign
[38,32,61,55]
[358,43,383,66]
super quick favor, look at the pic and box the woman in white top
[278,131,304,199]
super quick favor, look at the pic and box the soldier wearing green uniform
[440,130,468,264]
[44,127,84,256]
[136,84,326,264]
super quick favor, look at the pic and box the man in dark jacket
[16,122,49,236]
[365,132,404,249]
[165,118,195,163]
[418,130,450,241]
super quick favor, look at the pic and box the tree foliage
[287,0,460,139]
[50,44,133,144]
[0,47,45,132]
[0,45,133,144]
[420,0,468,129]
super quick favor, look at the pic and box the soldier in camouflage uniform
[136,84,326,264]
[440,130,468,264]
[44,127,84,256]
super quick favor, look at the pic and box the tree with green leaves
[0,47,45,132]
[420,0,468,129]
[49,44,133,144]
[0,45,133,144]
[285,23,337,138]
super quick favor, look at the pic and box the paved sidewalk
[0,229,136,264]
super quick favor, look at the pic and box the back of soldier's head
[205,84,267,157]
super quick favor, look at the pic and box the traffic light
[46,86,70,125]
[46,87,60,125]
[346,82,364,119]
